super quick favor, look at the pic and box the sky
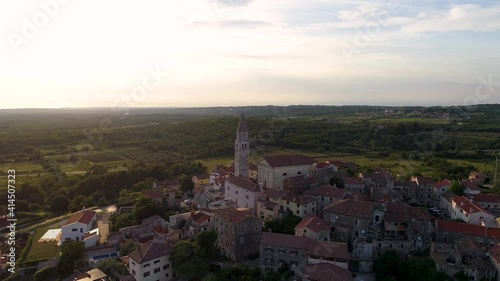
[0,0,500,108]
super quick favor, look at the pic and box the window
[278,259,285,264]
[143,272,150,277]
[331,215,336,222]
[296,210,299,215]
[266,247,273,253]
[80,228,83,233]
[144,263,150,268]
[163,264,170,270]
[255,235,259,242]
[245,195,249,199]
[291,260,297,266]
[241,228,245,234]
[354,231,359,237]
[132,261,136,266]
[291,250,297,255]
[240,237,245,244]
[154,268,160,274]
[297,171,302,175]
[166,273,169,277]
[375,215,380,222]
[356,219,359,226]
[154,260,160,264]
[282,173,288,176]
[132,270,136,275]
[72,228,78,232]
[278,248,285,254]
[312,208,315,212]
[266,257,273,263]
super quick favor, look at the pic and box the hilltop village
[3,114,500,281]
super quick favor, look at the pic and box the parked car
[184,199,193,204]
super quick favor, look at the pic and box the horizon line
[1,103,499,110]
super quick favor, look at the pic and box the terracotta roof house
[323,199,374,245]
[259,232,350,275]
[61,210,99,248]
[303,263,354,281]
[450,196,495,225]
[470,194,500,210]
[212,208,262,262]
[461,180,481,195]
[257,155,316,190]
[295,216,331,241]
[436,220,500,243]
[75,269,110,281]
[224,176,262,214]
[127,240,174,281]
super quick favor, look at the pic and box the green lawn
[26,225,60,263]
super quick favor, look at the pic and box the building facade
[213,208,262,262]
[257,155,315,190]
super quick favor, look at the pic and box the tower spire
[235,114,249,178]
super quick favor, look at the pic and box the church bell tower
[235,114,249,178]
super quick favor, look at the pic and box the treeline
[0,161,206,216]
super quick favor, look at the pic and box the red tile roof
[436,220,500,238]
[295,216,330,233]
[471,194,500,204]
[260,232,349,261]
[226,176,260,192]
[260,232,310,250]
[461,180,480,191]
[316,162,333,169]
[261,155,315,168]
[63,210,96,226]
[344,177,364,185]
[144,191,164,199]
[307,240,350,260]
[303,264,353,281]
[128,240,172,264]
[413,176,434,186]
[434,179,451,189]
[489,244,500,264]
[213,208,254,224]
[281,191,316,205]
[452,196,489,214]
[192,213,210,224]
[323,199,374,219]
[304,185,347,198]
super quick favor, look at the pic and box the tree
[132,196,160,222]
[171,241,209,281]
[264,212,301,235]
[58,241,85,276]
[330,176,345,188]
[195,230,218,259]
[120,240,137,256]
[180,174,194,193]
[96,258,128,280]
[49,195,70,212]
[449,180,465,196]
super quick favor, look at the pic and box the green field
[26,225,60,263]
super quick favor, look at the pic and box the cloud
[216,0,254,7]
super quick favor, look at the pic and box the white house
[61,209,99,248]
[224,176,262,214]
[257,155,315,190]
[433,179,451,199]
[450,196,495,225]
[462,180,481,195]
[128,240,173,281]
